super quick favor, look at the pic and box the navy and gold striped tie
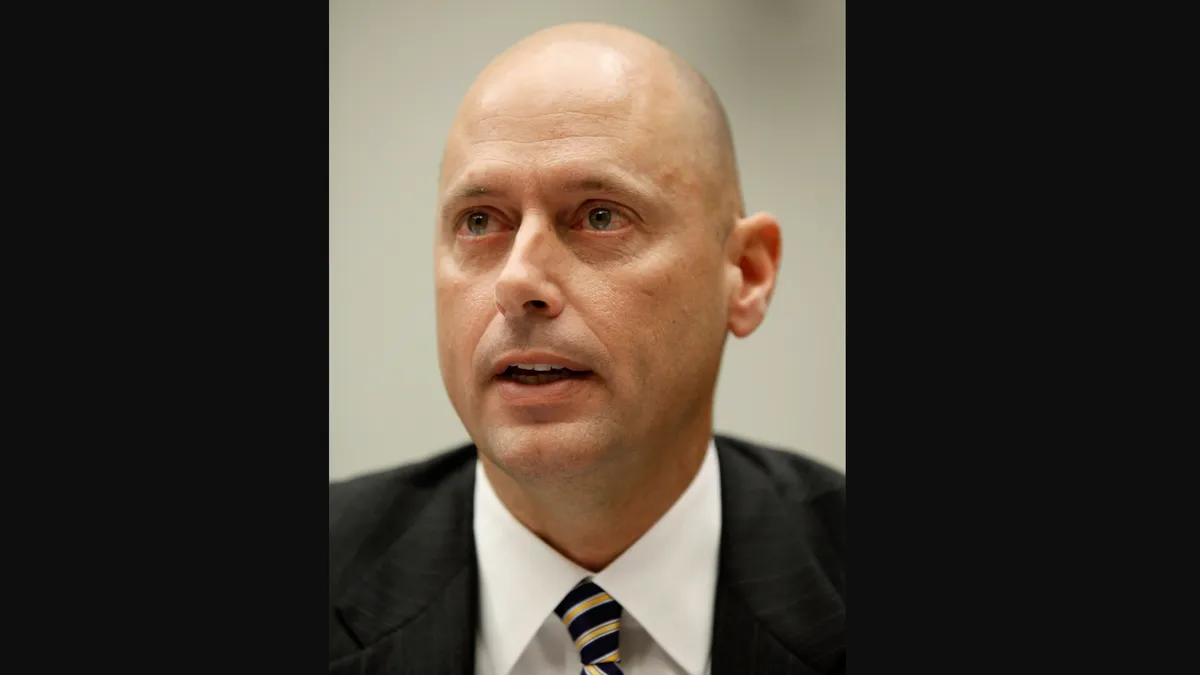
[554,578,624,675]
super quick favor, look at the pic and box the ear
[725,212,782,338]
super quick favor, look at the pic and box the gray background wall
[330,0,845,480]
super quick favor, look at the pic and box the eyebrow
[565,177,639,197]
[441,171,660,210]
[444,184,495,202]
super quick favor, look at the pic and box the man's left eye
[580,207,629,232]
[586,208,613,230]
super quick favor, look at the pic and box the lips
[500,364,590,385]
[490,352,594,377]
[486,351,597,406]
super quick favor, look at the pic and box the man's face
[434,40,734,476]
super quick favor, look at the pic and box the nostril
[529,300,548,309]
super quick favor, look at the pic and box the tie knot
[554,579,624,672]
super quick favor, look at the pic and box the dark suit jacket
[330,434,846,674]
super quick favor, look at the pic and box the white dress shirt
[473,440,722,675]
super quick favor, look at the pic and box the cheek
[436,268,497,390]
[580,247,725,380]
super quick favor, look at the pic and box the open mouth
[499,364,592,385]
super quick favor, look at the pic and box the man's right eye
[461,211,497,236]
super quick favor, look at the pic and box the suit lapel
[711,438,847,675]
[331,455,478,675]
[711,584,822,675]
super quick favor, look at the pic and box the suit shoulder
[716,433,846,596]
[328,444,476,587]
[715,433,845,504]
[329,443,476,515]
[715,433,846,548]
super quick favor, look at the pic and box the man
[330,22,845,675]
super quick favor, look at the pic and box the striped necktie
[554,578,624,675]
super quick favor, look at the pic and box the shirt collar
[594,441,721,675]
[473,457,590,675]
[473,440,722,675]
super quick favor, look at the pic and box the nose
[493,217,565,319]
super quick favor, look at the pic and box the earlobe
[726,212,782,339]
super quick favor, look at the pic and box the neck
[480,426,711,572]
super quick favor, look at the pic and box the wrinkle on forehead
[466,110,649,144]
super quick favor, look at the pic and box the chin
[477,418,619,480]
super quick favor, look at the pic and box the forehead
[477,42,640,118]
[441,41,690,198]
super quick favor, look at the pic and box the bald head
[661,47,744,219]
[441,23,742,235]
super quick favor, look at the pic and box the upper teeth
[512,363,564,371]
